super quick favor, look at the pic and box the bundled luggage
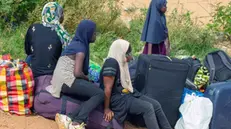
[204,81,231,129]
[0,55,34,115]
[133,54,190,127]
[34,75,122,129]
[204,50,231,83]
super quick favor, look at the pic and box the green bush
[0,25,27,59]
[27,0,129,36]
[0,1,217,64]
[207,2,231,41]
[90,32,118,65]
[27,0,52,26]
[0,0,38,28]
[168,9,216,59]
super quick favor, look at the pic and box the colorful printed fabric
[88,60,101,83]
[194,66,210,89]
[42,2,71,49]
[0,56,34,115]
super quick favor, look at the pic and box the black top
[100,58,141,123]
[100,58,123,95]
[25,23,62,78]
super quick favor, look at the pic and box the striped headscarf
[42,2,71,49]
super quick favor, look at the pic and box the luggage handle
[186,78,199,90]
[217,51,231,70]
[207,55,216,83]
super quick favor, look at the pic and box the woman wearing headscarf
[141,0,170,55]
[46,20,104,129]
[24,2,71,78]
[100,39,172,129]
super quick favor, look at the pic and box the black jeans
[62,79,104,123]
[128,95,172,129]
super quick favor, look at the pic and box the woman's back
[25,23,62,77]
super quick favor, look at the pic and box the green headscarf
[42,2,71,49]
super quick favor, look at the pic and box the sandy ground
[0,111,57,129]
[0,110,145,129]
[0,0,230,129]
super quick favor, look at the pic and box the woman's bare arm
[74,52,89,81]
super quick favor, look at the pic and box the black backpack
[204,50,231,83]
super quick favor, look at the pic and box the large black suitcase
[134,54,190,127]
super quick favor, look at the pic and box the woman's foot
[55,113,72,129]
[69,122,86,129]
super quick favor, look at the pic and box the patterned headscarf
[42,2,71,49]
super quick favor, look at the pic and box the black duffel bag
[133,54,190,127]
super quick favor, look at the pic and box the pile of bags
[129,50,231,129]
[1,49,231,129]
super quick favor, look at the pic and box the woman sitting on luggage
[100,39,172,129]
[46,20,104,129]
[24,2,71,78]
[141,0,170,55]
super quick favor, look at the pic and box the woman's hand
[104,108,114,122]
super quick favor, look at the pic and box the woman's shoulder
[104,58,119,68]
[26,23,48,33]
[28,23,43,28]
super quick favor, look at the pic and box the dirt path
[0,111,57,129]
[0,110,146,129]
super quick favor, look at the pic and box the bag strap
[186,78,198,90]
[207,55,216,83]
[217,51,231,70]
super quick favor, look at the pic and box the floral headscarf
[42,2,71,48]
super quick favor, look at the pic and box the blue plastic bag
[181,88,204,104]
[88,60,101,83]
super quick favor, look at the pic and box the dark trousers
[128,95,172,129]
[62,79,104,123]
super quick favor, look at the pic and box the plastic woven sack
[0,56,34,115]
[88,60,101,83]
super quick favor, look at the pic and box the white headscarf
[107,39,134,93]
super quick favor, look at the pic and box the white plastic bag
[175,94,213,129]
